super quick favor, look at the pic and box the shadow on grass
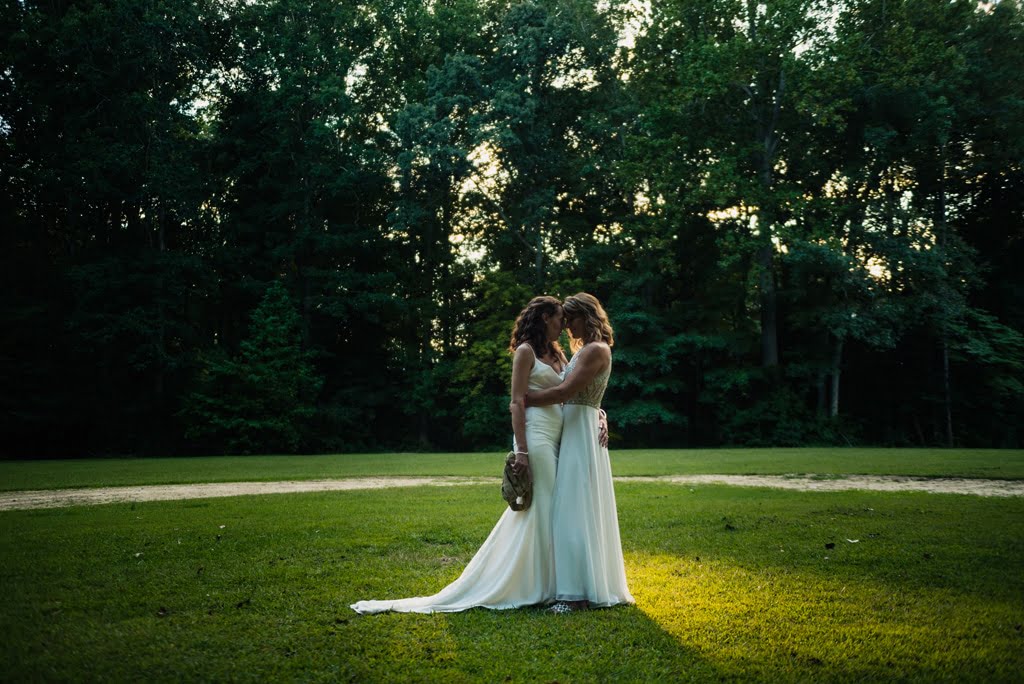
[344,604,719,682]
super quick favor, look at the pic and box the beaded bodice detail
[563,350,611,409]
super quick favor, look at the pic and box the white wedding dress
[551,350,633,606]
[351,357,563,614]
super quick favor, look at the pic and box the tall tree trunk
[816,331,828,415]
[418,412,430,448]
[418,315,433,449]
[155,202,166,405]
[441,189,454,354]
[942,339,953,447]
[534,231,544,288]
[830,336,844,418]
[752,55,783,369]
[934,145,953,447]
[816,369,827,415]
[300,270,311,347]
[757,241,778,367]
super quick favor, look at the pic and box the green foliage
[449,271,530,448]
[182,282,322,454]
[2,0,1023,455]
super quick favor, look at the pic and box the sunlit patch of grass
[628,552,1020,681]
[618,482,1024,680]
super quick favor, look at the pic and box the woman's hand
[513,451,532,483]
[598,409,609,448]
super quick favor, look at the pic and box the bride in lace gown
[351,296,567,614]
[525,293,633,610]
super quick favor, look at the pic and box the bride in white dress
[525,293,633,611]
[351,296,567,614]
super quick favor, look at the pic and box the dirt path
[2,474,1023,511]
[0,477,491,511]
[621,474,1024,497]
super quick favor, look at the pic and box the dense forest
[2,0,1023,457]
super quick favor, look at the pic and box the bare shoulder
[513,343,536,367]
[575,342,611,371]
[584,341,612,362]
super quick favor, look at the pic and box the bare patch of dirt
[0,477,493,511]
[619,474,1024,497]
[1,474,1021,511]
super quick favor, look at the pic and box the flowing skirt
[551,404,633,606]
[351,405,560,614]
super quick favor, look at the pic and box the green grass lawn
[2,475,1022,681]
[2,448,1024,491]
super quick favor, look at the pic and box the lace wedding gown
[551,350,633,606]
[351,358,563,614]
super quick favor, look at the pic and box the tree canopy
[2,0,1022,456]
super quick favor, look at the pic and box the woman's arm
[509,345,534,471]
[526,343,610,407]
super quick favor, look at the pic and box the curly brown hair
[563,292,614,353]
[509,296,563,359]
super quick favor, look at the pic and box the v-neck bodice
[529,356,564,391]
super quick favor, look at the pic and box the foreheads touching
[562,292,614,351]
[509,296,564,355]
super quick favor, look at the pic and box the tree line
[2,0,1022,457]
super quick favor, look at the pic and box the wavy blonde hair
[563,292,614,353]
